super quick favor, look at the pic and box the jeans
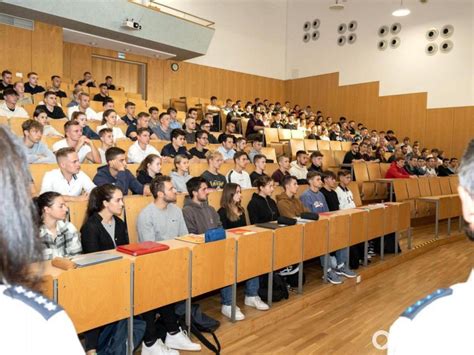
[220,277,259,305]
[320,247,349,271]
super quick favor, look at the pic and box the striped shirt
[39,221,82,260]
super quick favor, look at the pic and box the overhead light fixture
[392,0,410,17]
[329,0,345,11]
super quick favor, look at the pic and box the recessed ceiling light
[392,0,410,16]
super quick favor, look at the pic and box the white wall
[286,0,474,108]
[159,0,287,80]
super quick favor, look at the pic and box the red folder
[116,241,170,256]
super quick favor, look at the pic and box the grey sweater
[182,198,222,234]
[137,202,188,242]
[170,171,192,193]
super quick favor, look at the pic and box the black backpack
[258,273,289,302]
[175,303,221,354]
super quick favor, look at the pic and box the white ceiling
[63,28,176,60]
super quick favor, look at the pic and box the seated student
[24,72,45,94]
[96,109,126,142]
[40,147,96,201]
[53,121,101,163]
[14,81,33,105]
[151,112,172,141]
[217,183,269,320]
[404,156,424,176]
[34,191,82,260]
[276,175,308,218]
[126,112,157,141]
[206,96,222,130]
[183,115,197,144]
[167,107,182,130]
[201,151,227,189]
[448,157,459,174]
[385,157,412,179]
[343,143,364,164]
[289,150,309,184]
[67,92,99,121]
[217,134,236,162]
[0,88,28,118]
[170,154,192,193]
[161,129,190,159]
[127,128,160,164]
[33,108,63,137]
[270,112,284,128]
[93,147,151,196]
[183,177,222,235]
[271,155,291,184]
[247,175,279,224]
[308,151,324,173]
[71,111,99,140]
[218,121,237,143]
[92,83,109,102]
[148,106,160,130]
[49,75,67,98]
[22,119,56,164]
[250,154,268,185]
[248,135,264,163]
[77,71,96,88]
[35,91,66,119]
[359,143,374,162]
[189,130,209,160]
[67,87,81,108]
[227,151,252,189]
[97,128,113,164]
[199,118,218,143]
[136,154,162,185]
[102,75,116,91]
[0,69,13,99]
[319,171,357,281]
[95,97,115,121]
[417,157,427,175]
[246,111,265,140]
[234,137,247,153]
[437,158,454,176]
[121,101,137,126]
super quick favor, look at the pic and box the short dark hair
[186,176,207,197]
[137,112,150,120]
[158,112,168,121]
[64,120,80,132]
[71,111,86,121]
[337,169,351,178]
[105,147,125,162]
[200,119,211,128]
[254,175,273,190]
[171,128,186,140]
[219,134,235,144]
[253,154,266,164]
[1,70,12,77]
[27,72,38,78]
[51,75,60,81]
[43,91,56,99]
[252,135,263,144]
[307,171,323,181]
[22,119,43,133]
[83,71,91,76]
[98,127,113,137]
[150,175,171,199]
[296,150,308,158]
[125,101,135,109]
[167,107,177,114]
[195,130,207,140]
[148,106,159,114]
[310,151,323,159]
[188,108,197,115]
[105,75,112,80]
[137,127,150,136]
[99,83,108,89]
[210,96,217,101]
[322,171,336,181]
[102,98,114,106]
[55,147,76,160]
[233,151,248,162]
[281,175,297,189]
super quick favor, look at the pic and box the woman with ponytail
[80,183,128,253]
[34,191,82,260]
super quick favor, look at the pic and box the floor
[182,221,473,354]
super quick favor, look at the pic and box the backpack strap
[190,322,221,354]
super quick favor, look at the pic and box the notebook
[116,241,170,256]
[227,228,255,235]
[71,253,123,268]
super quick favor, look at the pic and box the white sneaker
[244,296,270,311]
[221,305,245,320]
[141,339,179,355]
[165,329,201,352]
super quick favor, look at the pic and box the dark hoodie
[93,165,144,195]
[182,197,222,234]
[247,192,280,224]
[136,170,162,185]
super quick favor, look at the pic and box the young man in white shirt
[95,97,115,123]
[52,120,101,163]
[289,150,309,183]
[22,119,56,164]
[98,127,114,164]
[127,128,161,164]
[217,134,236,162]
[227,151,252,189]
[335,169,356,210]
[67,92,98,121]
[40,147,96,201]
[0,88,28,118]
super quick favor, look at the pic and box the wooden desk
[57,258,131,333]
[273,224,303,270]
[416,196,452,238]
[302,219,329,261]
[327,213,350,253]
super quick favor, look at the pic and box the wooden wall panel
[452,107,474,159]
[425,108,454,157]
[63,43,92,83]
[91,57,141,94]
[0,24,32,77]
[31,22,63,79]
